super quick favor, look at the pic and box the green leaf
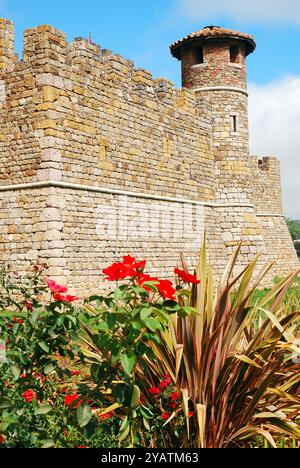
[44,362,55,375]
[0,398,11,409]
[140,406,154,419]
[119,415,129,433]
[140,307,152,321]
[29,310,39,325]
[42,440,55,448]
[114,288,124,301]
[120,352,137,376]
[143,317,162,332]
[119,422,130,443]
[77,403,92,428]
[38,341,50,353]
[10,365,20,380]
[130,385,140,408]
[143,417,151,431]
[35,403,53,415]
[96,321,109,333]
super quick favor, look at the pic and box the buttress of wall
[0,23,216,202]
[250,156,283,214]
[250,156,299,280]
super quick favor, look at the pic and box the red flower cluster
[98,412,112,421]
[46,279,79,303]
[149,375,172,397]
[174,268,200,285]
[22,389,37,403]
[159,374,172,389]
[157,280,176,301]
[103,255,146,281]
[0,435,4,445]
[149,386,161,396]
[13,317,24,324]
[64,394,83,408]
[25,301,34,311]
[138,275,176,300]
[148,379,183,420]
[103,255,179,301]
[171,391,179,401]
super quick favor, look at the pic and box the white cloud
[178,0,300,25]
[248,76,300,219]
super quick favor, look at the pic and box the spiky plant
[145,241,300,448]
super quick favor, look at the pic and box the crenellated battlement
[0,20,202,115]
[250,156,283,214]
[23,24,67,65]
[0,18,17,69]
[256,156,280,172]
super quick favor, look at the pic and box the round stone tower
[170,26,256,204]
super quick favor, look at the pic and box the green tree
[286,218,300,242]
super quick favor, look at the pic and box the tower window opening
[232,115,238,133]
[230,46,239,63]
[194,46,204,64]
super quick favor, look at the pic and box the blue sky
[1,0,300,218]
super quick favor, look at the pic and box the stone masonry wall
[0,20,298,292]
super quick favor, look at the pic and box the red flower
[25,301,34,311]
[175,268,200,285]
[123,255,146,271]
[103,256,146,282]
[162,412,171,420]
[159,380,169,389]
[64,295,80,303]
[0,435,4,445]
[171,402,177,410]
[137,274,159,292]
[99,412,112,421]
[64,394,83,408]
[165,374,172,385]
[157,280,176,301]
[149,386,161,396]
[22,389,37,403]
[46,279,68,294]
[77,446,89,449]
[53,293,79,303]
[171,391,179,401]
[103,262,136,281]
[188,411,194,418]
[13,317,24,324]
[70,370,81,376]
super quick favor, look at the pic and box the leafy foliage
[0,250,299,449]
[286,218,300,242]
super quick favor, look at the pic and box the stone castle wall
[0,20,298,293]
